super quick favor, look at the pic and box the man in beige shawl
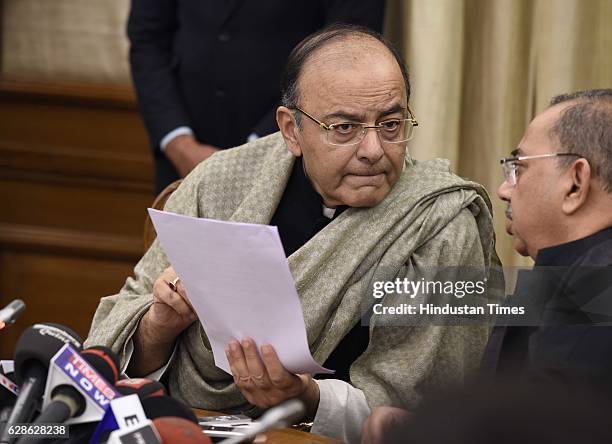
[87,25,503,442]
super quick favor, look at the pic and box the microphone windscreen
[153,417,212,444]
[116,378,166,399]
[81,346,120,384]
[0,299,26,324]
[141,396,198,424]
[14,323,83,384]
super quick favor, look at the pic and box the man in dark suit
[361,89,612,444]
[482,89,612,381]
[127,0,385,192]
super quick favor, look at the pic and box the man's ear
[562,158,591,215]
[276,106,302,157]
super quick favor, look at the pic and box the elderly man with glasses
[361,89,612,444]
[481,88,612,379]
[87,24,502,442]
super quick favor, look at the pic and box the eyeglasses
[499,152,581,186]
[293,107,418,147]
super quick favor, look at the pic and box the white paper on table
[148,209,333,375]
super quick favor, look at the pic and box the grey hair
[549,89,612,192]
[280,23,411,128]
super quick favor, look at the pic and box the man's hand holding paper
[148,209,332,378]
[226,338,320,420]
[128,266,198,376]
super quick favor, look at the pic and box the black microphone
[87,379,169,444]
[80,346,121,386]
[15,346,121,444]
[89,392,196,444]
[0,300,26,327]
[140,396,198,424]
[0,323,82,444]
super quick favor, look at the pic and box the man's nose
[356,128,384,164]
[497,179,512,203]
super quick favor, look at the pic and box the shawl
[86,132,504,414]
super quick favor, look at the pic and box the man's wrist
[128,312,177,377]
[165,134,195,159]
[299,376,320,422]
[140,309,181,347]
[160,127,193,152]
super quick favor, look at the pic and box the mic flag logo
[44,344,121,424]
[58,346,118,409]
[0,373,19,396]
[90,394,147,444]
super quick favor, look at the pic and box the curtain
[1,0,131,84]
[386,0,612,267]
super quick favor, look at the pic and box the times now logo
[44,344,121,424]
[53,345,119,408]
[64,351,117,406]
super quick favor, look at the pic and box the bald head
[280,24,410,113]
[299,36,406,113]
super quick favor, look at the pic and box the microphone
[115,378,166,400]
[15,346,120,444]
[0,374,18,440]
[0,300,26,327]
[0,324,82,444]
[153,417,212,443]
[140,395,198,424]
[92,394,198,444]
[89,394,147,444]
[89,377,167,443]
[218,399,305,444]
[81,346,121,386]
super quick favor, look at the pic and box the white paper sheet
[148,209,332,375]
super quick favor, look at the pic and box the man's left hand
[226,338,320,420]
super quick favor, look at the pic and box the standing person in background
[128,0,386,192]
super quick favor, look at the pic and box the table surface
[194,408,343,444]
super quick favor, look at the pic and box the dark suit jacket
[127,0,385,192]
[481,229,612,384]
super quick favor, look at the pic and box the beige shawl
[86,132,504,414]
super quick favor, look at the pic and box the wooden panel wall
[0,79,154,357]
